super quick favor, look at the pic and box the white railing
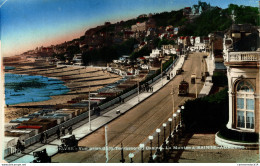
[227,52,260,62]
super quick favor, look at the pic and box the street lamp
[139,144,144,163]
[161,60,163,87]
[148,136,154,163]
[168,118,173,135]
[129,153,134,163]
[120,143,125,163]
[137,81,140,102]
[173,113,177,144]
[162,123,167,148]
[173,113,177,131]
[177,109,181,127]
[156,129,161,153]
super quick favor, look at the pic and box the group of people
[16,140,25,153]
[40,132,48,144]
[56,126,73,139]
[140,83,153,93]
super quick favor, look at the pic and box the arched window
[236,80,255,130]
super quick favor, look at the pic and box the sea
[5,73,69,105]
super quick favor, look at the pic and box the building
[131,18,156,32]
[73,53,83,66]
[215,24,260,148]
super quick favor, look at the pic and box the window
[236,80,255,130]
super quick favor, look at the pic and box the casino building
[215,24,260,148]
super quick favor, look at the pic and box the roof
[16,125,42,129]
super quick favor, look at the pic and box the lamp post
[161,60,163,87]
[148,136,154,163]
[137,81,140,102]
[173,113,177,144]
[88,85,92,131]
[173,113,177,131]
[139,144,144,163]
[120,143,125,163]
[168,118,173,136]
[129,153,134,163]
[156,128,161,153]
[162,123,167,148]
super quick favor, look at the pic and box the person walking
[56,128,60,139]
[40,133,44,144]
[61,126,65,136]
[68,126,73,135]
[16,140,21,153]
[21,140,25,153]
[44,133,48,144]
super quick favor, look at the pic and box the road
[52,52,205,163]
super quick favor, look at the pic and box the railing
[227,52,260,62]
[4,56,180,158]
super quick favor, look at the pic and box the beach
[4,59,121,122]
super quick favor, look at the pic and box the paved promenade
[5,55,185,163]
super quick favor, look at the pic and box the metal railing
[4,56,180,158]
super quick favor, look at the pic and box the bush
[182,88,229,132]
[212,72,228,87]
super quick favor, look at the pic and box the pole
[195,77,198,98]
[161,61,163,87]
[172,84,175,115]
[120,143,125,163]
[157,133,160,149]
[89,85,91,131]
[141,148,144,163]
[105,125,109,163]
[170,121,172,135]
[137,81,140,102]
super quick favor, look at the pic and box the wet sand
[4,60,121,122]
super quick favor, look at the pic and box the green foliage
[152,10,186,27]
[182,88,229,132]
[53,53,66,61]
[66,45,80,59]
[179,5,258,36]
[82,38,138,65]
[228,4,258,25]
[130,46,151,60]
[212,72,228,87]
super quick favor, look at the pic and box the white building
[215,24,260,148]
[73,53,83,66]
[150,48,162,58]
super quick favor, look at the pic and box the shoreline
[5,72,70,106]
[4,61,122,122]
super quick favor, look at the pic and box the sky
[1,0,259,57]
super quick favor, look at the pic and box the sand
[4,60,121,122]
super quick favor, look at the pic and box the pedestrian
[61,126,65,136]
[122,98,124,103]
[56,128,60,139]
[44,133,48,144]
[68,126,73,135]
[40,133,44,143]
[21,140,25,153]
[119,97,122,104]
[16,140,21,153]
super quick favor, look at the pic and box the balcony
[225,51,260,62]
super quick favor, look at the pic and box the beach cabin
[21,118,57,131]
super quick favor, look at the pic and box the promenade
[5,55,185,163]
